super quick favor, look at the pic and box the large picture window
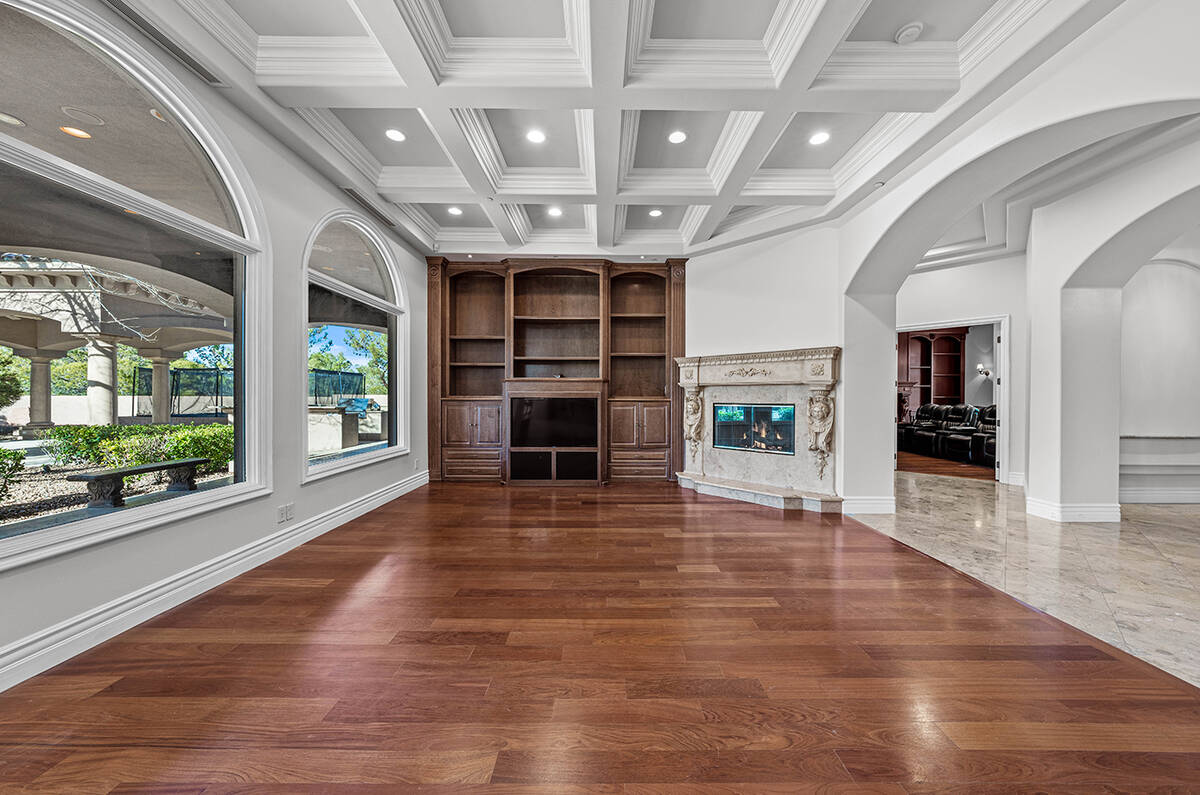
[0,3,260,548]
[305,218,403,470]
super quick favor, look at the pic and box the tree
[187,344,235,369]
[343,328,389,394]
[0,348,23,410]
[51,348,87,395]
[307,326,354,372]
[117,345,151,396]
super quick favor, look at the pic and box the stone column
[150,357,172,424]
[86,338,119,425]
[25,355,53,430]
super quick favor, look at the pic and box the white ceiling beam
[349,0,525,247]
[590,0,630,248]
[683,0,875,246]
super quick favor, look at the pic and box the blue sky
[315,325,371,367]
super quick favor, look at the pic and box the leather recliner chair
[897,403,938,452]
[971,404,998,468]
[911,404,968,456]
[940,405,983,462]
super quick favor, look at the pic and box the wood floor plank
[2,482,1197,789]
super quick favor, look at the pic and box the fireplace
[713,404,795,455]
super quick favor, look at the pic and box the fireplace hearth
[713,404,795,455]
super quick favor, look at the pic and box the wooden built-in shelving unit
[428,258,686,483]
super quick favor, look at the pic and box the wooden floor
[3,482,1199,791]
[897,451,997,481]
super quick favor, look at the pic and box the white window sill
[302,444,410,484]
[0,479,270,574]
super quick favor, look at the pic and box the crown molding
[715,204,796,236]
[707,111,763,192]
[256,36,401,85]
[294,107,383,183]
[394,0,588,86]
[501,203,532,244]
[960,0,1053,75]
[679,205,706,243]
[815,41,960,88]
[393,203,439,243]
[619,169,717,196]
[742,169,836,200]
[763,0,823,83]
[436,227,507,246]
[175,0,257,71]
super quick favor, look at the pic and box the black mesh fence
[134,366,235,417]
[309,368,366,407]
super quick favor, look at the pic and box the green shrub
[44,425,171,465]
[97,424,234,475]
[0,448,25,501]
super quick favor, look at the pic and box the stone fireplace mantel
[675,347,842,512]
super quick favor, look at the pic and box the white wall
[1121,261,1200,436]
[686,228,839,356]
[964,325,995,406]
[0,1,428,687]
[896,255,1027,483]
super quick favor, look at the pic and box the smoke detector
[894,21,924,45]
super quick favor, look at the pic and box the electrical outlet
[276,505,287,524]
[285,503,295,521]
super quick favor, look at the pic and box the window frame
[0,0,272,573]
[301,213,410,484]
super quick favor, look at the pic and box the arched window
[0,1,264,550]
[304,216,405,470]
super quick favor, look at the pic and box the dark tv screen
[510,397,598,447]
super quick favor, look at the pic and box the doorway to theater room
[896,319,1008,483]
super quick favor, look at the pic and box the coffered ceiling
[111,0,1119,257]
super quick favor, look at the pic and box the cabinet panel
[609,403,638,448]
[474,403,502,446]
[442,402,473,446]
[640,402,670,448]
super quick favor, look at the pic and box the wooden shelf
[514,356,600,361]
[450,362,504,367]
[611,352,666,358]
[611,313,666,318]
[513,315,600,321]
[450,334,505,340]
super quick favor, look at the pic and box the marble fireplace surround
[676,347,842,513]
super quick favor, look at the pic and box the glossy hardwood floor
[3,482,1199,791]
[897,451,997,481]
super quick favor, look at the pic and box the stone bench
[66,457,208,508]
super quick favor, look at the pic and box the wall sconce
[976,363,992,379]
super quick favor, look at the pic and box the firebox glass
[713,404,796,455]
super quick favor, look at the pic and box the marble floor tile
[855,472,1200,687]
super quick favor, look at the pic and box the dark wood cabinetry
[897,326,968,420]
[428,258,685,483]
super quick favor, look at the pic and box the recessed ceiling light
[809,131,831,146]
[547,206,563,217]
[526,129,546,144]
[61,106,105,125]
[59,126,91,139]
[648,209,663,218]
[668,130,687,144]
[0,111,26,127]
[385,128,406,142]
[894,21,924,45]
[123,209,139,215]
[150,108,168,123]
[467,254,473,258]
[448,206,463,216]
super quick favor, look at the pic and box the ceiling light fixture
[59,126,91,139]
[526,129,546,144]
[385,128,406,142]
[547,206,563,217]
[0,111,26,127]
[150,108,168,123]
[448,206,463,216]
[648,209,663,218]
[668,130,687,144]
[808,131,831,145]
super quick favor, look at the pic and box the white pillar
[26,355,53,429]
[86,338,118,425]
[1026,287,1123,522]
[837,292,898,514]
[150,357,171,425]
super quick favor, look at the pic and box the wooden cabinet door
[442,402,473,446]
[473,402,502,447]
[639,402,670,448]
[609,403,638,448]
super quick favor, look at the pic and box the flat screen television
[510,397,598,447]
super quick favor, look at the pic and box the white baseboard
[842,496,896,515]
[0,470,429,693]
[1119,486,1200,503]
[1005,471,1025,487]
[1025,497,1121,523]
